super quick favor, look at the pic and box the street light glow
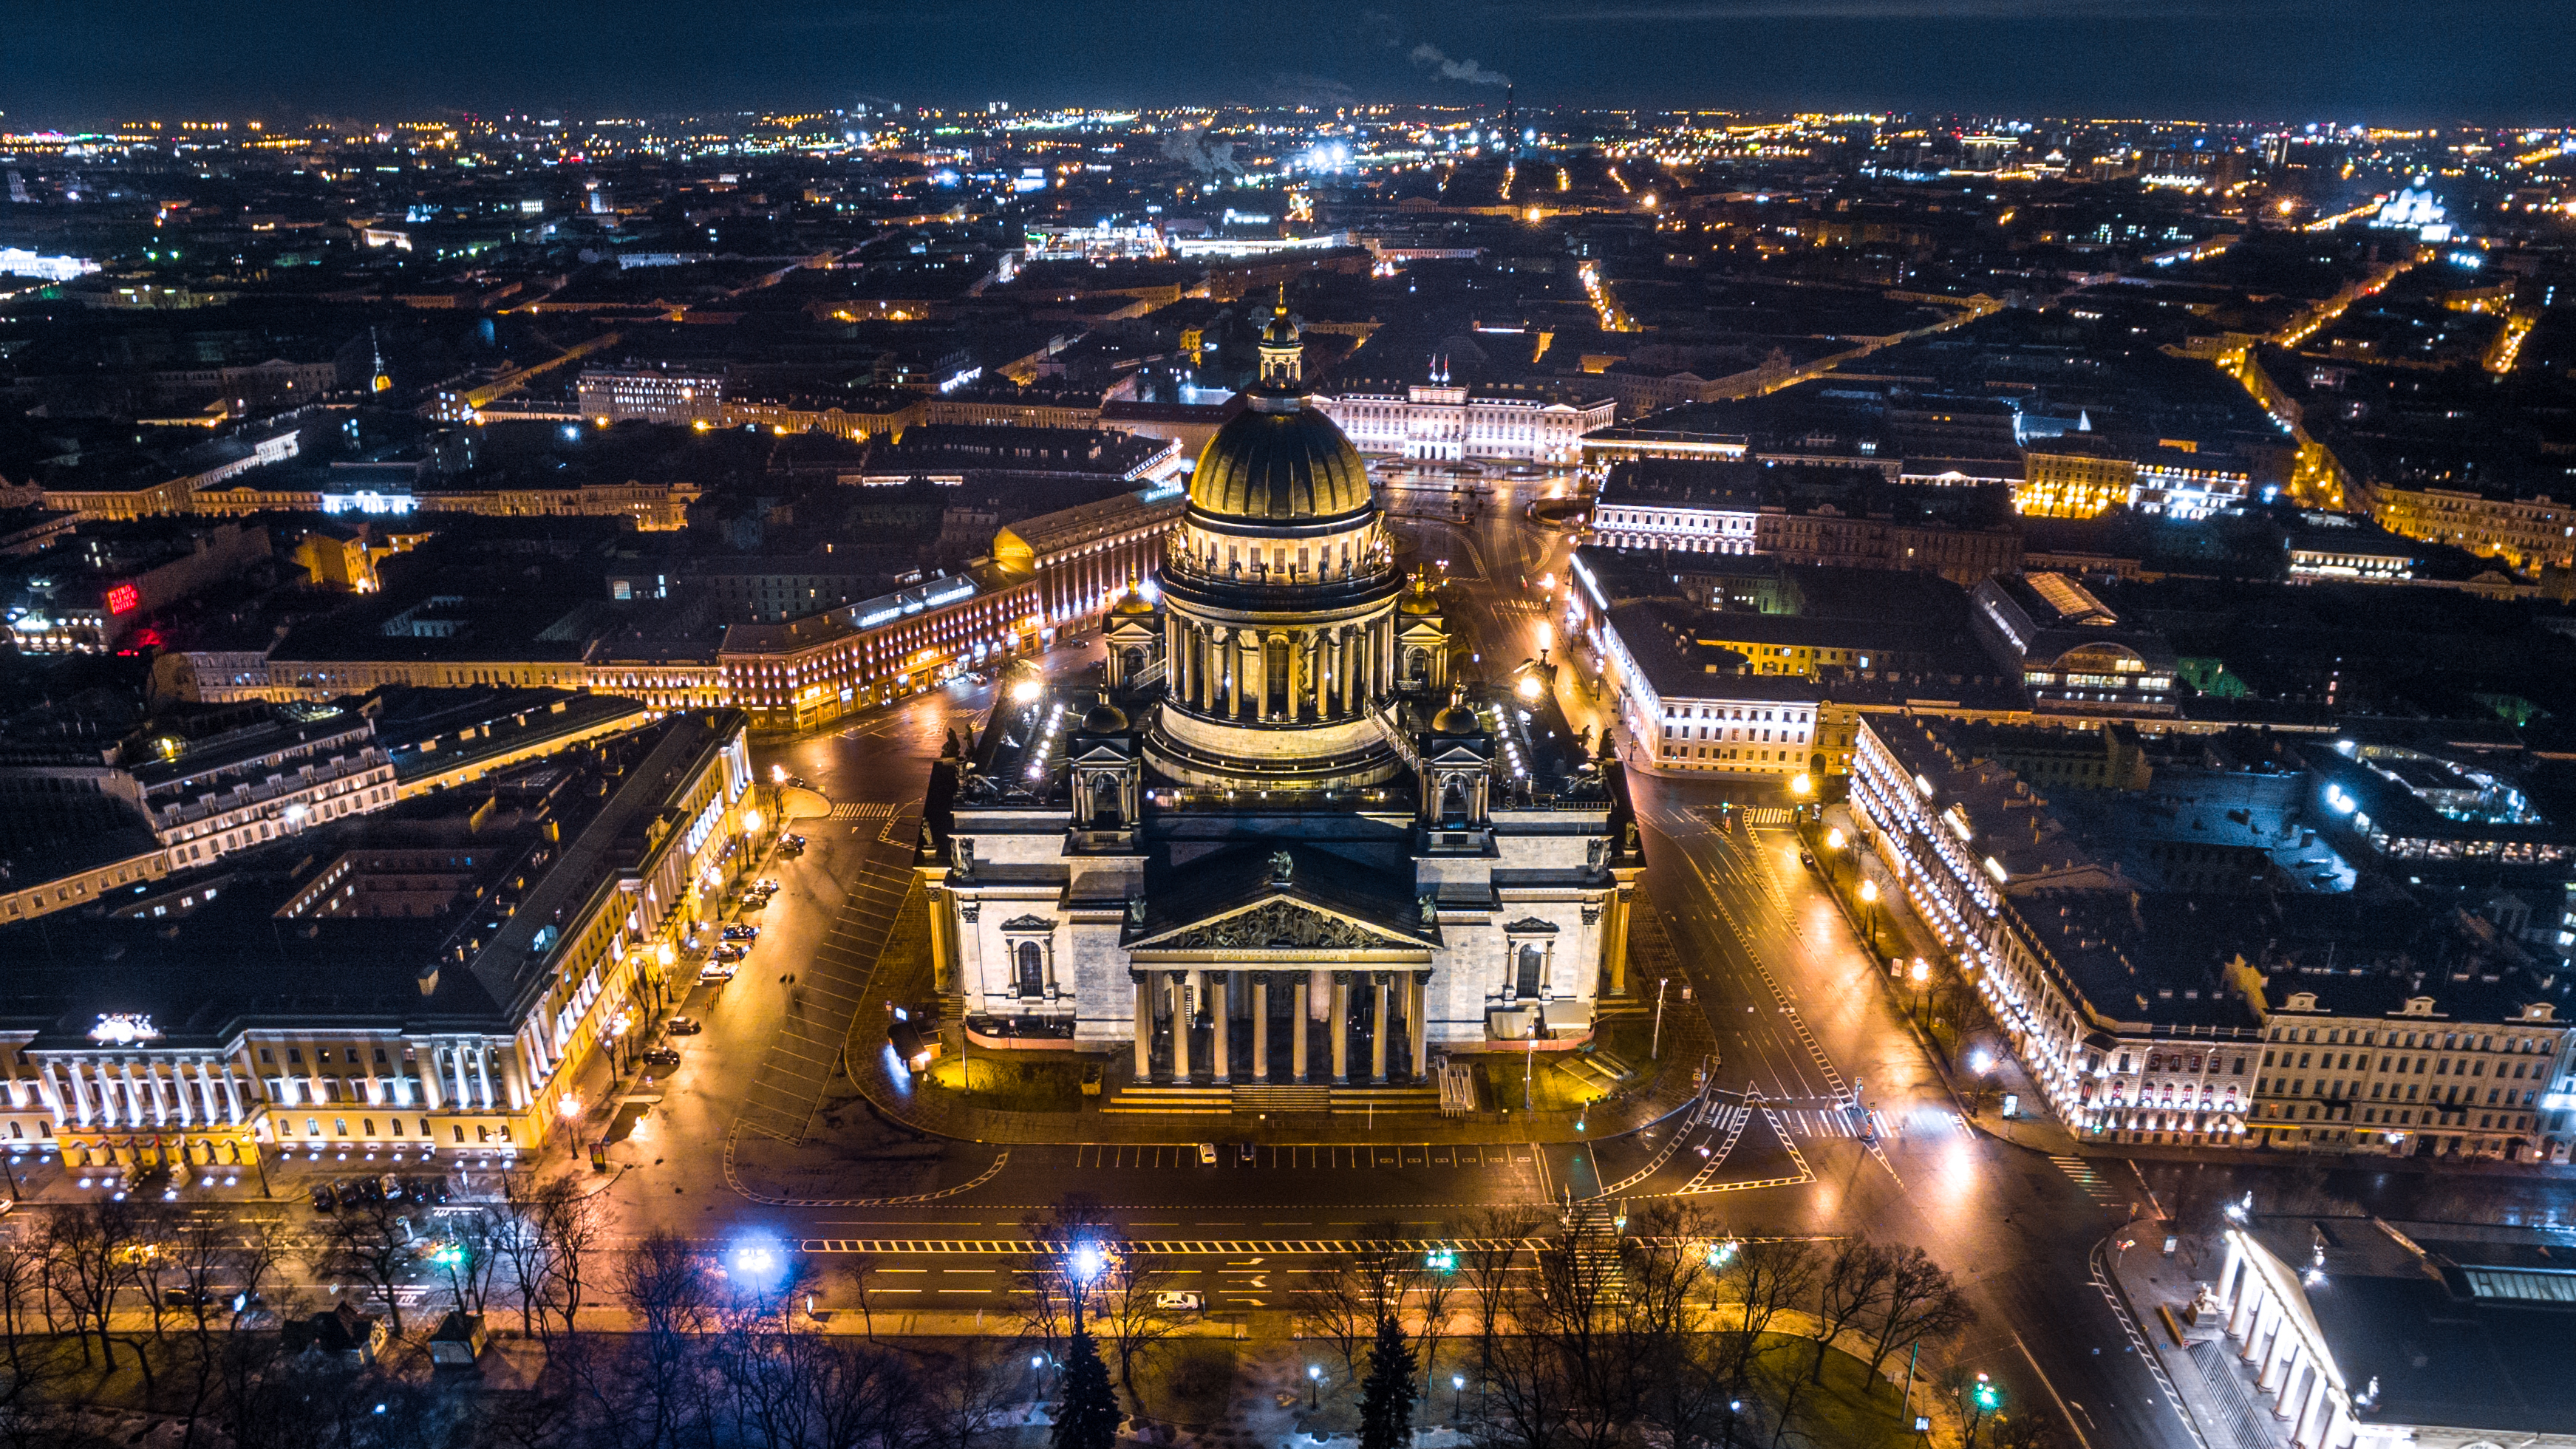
[1069,1243,1106,1283]
[1790,773,1813,797]
[1012,678,1045,703]
[1859,879,1878,904]
[1516,675,1543,700]
[742,808,763,833]
[1825,828,1844,850]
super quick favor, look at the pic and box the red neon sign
[106,584,140,615]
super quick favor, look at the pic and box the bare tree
[1291,1251,1373,1385]
[0,1233,67,1425]
[43,1199,135,1367]
[317,1193,420,1337]
[1454,1205,1542,1406]
[616,1227,715,1341]
[844,1254,881,1341]
[921,1337,1019,1449]
[1805,1239,1894,1382]
[1005,1199,1112,1355]
[533,1179,605,1339]
[1861,1247,1974,1389]
[1095,1241,1179,1414]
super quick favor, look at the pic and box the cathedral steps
[1100,1085,1233,1115]
[1100,1083,1447,1115]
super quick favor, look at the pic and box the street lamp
[1909,958,1929,1026]
[1308,1364,1323,1408]
[1067,1242,1105,1334]
[1790,772,1812,798]
[1452,1374,1465,1419]
[1858,878,1879,955]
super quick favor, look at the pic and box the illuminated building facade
[0,712,754,1178]
[924,303,1640,1091]
[1318,376,1615,466]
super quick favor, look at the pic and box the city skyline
[3,0,2572,126]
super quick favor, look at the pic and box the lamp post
[1824,826,1845,888]
[1452,1374,1465,1420]
[1067,1242,1104,1336]
[1651,976,1669,1060]
[1908,958,1929,1028]
[1858,878,1879,956]
[1309,1364,1323,1408]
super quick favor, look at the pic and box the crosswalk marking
[828,802,897,819]
[1742,806,1793,825]
[2049,1153,2130,1207]
[1069,1142,1536,1171]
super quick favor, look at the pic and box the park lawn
[919,1053,1090,1112]
[1748,1331,1943,1449]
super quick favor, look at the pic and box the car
[355,1176,385,1204]
[406,1176,451,1204]
[755,878,780,893]
[699,964,737,983]
[335,1181,367,1208]
[642,1048,682,1068]
[666,1015,703,1035]
[786,775,808,789]
[712,944,746,963]
[379,1173,403,1201]
[162,1286,217,1309]
[1153,1291,1204,1313]
[1235,1142,1258,1163]
[310,1184,337,1213]
[1196,1143,1218,1166]
[1798,849,1818,870]
[722,924,760,941]
[782,833,807,850]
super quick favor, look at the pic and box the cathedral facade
[918,301,1641,1088]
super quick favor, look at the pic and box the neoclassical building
[919,301,1643,1094]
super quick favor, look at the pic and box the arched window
[1516,945,1544,1000]
[1406,648,1429,686]
[1016,941,1045,999]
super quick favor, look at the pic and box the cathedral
[919,299,1641,1093]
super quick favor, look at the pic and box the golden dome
[1081,700,1131,732]
[1431,693,1480,735]
[1398,574,1440,616]
[1110,584,1157,616]
[1188,405,1372,522]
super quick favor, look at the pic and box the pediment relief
[1137,898,1422,953]
[1503,917,1560,935]
[999,915,1059,933]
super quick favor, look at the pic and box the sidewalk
[1802,803,2081,1159]
[2102,1216,2280,1449]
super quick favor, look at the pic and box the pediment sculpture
[1150,899,1412,952]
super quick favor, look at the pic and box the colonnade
[2212,1232,2357,1449]
[1164,615,1398,724]
[1130,967,1430,1085]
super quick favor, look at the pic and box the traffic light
[1425,1247,1456,1272]
[431,1243,463,1268]
[1972,1374,2000,1412]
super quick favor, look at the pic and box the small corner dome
[1081,700,1131,733]
[1431,700,1481,735]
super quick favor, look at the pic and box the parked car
[781,833,807,852]
[700,963,737,983]
[1154,1291,1204,1313]
[406,1176,451,1204]
[379,1173,404,1201]
[642,1048,682,1069]
[785,775,808,789]
[355,1176,385,1204]
[666,1015,703,1035]
[310,1184,337,1213]
[1196,1143,1218,1166]
[335,1181,367,1208]
[712,944,747,963]
[722,925,760,941]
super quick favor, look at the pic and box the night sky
[2,0,2569,125]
